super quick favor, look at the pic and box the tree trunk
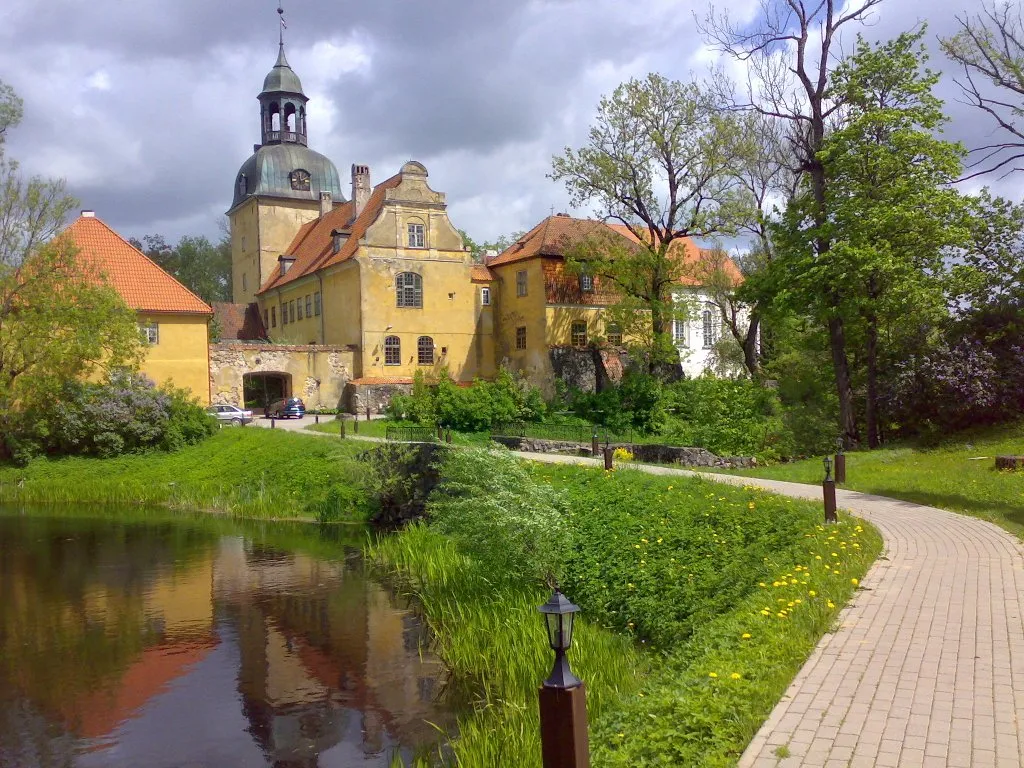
[865,313,879,449]
[827,316,859,447]
[742,311,761,379]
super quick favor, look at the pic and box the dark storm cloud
[0,0,1020,245]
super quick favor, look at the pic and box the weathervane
[277,3,287,46]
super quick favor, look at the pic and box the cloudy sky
[0,0,1018,247]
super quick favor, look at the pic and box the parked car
[206,404,254,426]
[266,397,306,419]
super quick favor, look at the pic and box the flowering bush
[612,447,634,462]
[4,371,215,463]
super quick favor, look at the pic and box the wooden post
[591,432,599,457]
[834,453,846,484]
[539,684,589,768]
[353,417,359,434]
[823,477,838,524]
[340,418,346,439]
[315,413,320,425]
[270,418,275,429]
[445,428,452,444]
[603,447,613,471]
[437,424,444,441]
[366,405,371,422]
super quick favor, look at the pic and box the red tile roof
[62,214,213,315]
[489,214,743,287]
[258,173,403,293]
[470,264,495,283]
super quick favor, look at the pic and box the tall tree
[771,31,968,446]
[702,0,885,445]
[0,87,141,453]
[941,2,1024,178]
[551,73,745,374]
[130,232,231,303]
[458,229,525,262]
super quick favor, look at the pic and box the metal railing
[385,425,437,443]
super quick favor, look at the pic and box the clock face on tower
[289,169,311,191]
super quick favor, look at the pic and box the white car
[205,404,254,426]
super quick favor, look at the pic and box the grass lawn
[715,421,1024,537]
[0,428,373,521]
[370,455,881,767]
[306,417,493,446]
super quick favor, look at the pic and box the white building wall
[671,287,753,378]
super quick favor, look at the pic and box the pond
[0,508,462,767]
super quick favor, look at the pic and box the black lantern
[538,588,582,689]
[823,455,833,482]
[836,436,844,455]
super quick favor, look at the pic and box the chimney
[319,191,332,218]
[351,164,371,221]
[80,210,96,218]
[278,255,296,275]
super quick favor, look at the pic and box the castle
[210,37,742,411]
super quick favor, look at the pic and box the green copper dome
[231,144,345,210]
[261,44,304,96]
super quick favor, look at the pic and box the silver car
[206,404,254,426]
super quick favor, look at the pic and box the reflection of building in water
[215,537,453,764]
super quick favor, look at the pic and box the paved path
[253,429,1024,765]
[509,452,1024,768]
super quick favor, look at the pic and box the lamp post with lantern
[537,588,589,768]
[823,455,838,524]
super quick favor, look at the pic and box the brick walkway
[511,453,1024,767]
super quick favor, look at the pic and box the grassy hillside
[717,421,1024,536]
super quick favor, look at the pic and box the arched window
[384,336,401,366]
[396,272,423,308]
[284,103,296,132]
[270,102,281,131]
[417,336,434,365]
[237,174,247,197]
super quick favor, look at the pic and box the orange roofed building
[62,211,213,403]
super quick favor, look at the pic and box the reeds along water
[367,523,646,768]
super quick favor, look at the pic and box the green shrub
[4,372,215,463]
[428,446,568,584]
[570,370,665,433]
[387,368,546,431]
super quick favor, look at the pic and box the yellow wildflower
[708,672,718,679]
[730,672,742,680]
[742,633,751,639]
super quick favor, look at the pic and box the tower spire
[277,3,286,50]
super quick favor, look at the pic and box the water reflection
[0,512,458,767]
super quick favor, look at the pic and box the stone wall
[548,346,627,394]
[344,381,414,414]
[493,435,755,469]
[209,343,355,408]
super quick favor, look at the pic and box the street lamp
[537,588,589,767]
[823,455,833,482]
[538,589,582,689]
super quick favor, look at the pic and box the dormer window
[407,222,425,248]
[331,229,345,254]
[289,169,311,191]
[237,174,247,197]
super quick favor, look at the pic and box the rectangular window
[271,306,277,328]
[674,319,687,346]
[297,301,303,321]
[305,294,312,317]
[516,270,527,297]
[140,322,159,345]
[408,223,425,248]
[384,336,401,366]
[242,272,247,293]
[263,309,269,329]
[571,322,587,348]
[579,274,594,292]
[314,291,321,316]
[481,287,491,306]
[702,308,717,349]
[606,324,622,346]
[289,300,296,323]
[281,303,287,325]
[515,326,527,350]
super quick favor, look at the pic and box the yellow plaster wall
[138,313,211,404]
[321,262,362,350]
[493,258,550,390]
[229,197,322,304]
[261,274,324,345]
[545,305,608,346]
